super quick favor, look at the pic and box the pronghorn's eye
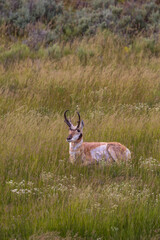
[77,129,80,132]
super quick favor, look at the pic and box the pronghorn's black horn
[76,111,81,129]
[64,110,71,128]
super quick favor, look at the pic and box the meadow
[1,31,160,239]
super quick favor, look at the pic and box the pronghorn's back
[64,110,131,165]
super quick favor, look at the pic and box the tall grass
[0,33,160,239]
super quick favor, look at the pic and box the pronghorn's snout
[67,130,82,142]
[67,134,72,142]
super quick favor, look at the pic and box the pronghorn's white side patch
[90,144,110,162]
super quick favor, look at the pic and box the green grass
[0,32,160,240]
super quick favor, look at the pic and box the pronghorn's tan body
[69,140,131,165]
[64,111,131,165]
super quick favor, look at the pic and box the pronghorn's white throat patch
[69,139,83,152]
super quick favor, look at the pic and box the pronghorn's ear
[80,120,84,130]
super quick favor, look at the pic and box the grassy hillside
[0,32,160,239]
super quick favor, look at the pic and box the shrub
[133,37,160,56]
[0,0,63,35]
[24,23,58,50]
[77,47,94,65]
[0,43,30,65]
[92,0,114,10]
[77,47,88,65]
[47,44,62,59]
[0,0,160,43]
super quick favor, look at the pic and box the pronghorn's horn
[76,111,81,129]
[64,110,71,128]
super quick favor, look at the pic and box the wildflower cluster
[6,173,77,198]
[6,180,42,196]
[118,103,160,114]
[139,156,160,170]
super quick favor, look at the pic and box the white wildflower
[11,189,18,193]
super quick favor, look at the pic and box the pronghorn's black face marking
[77,133,83,140]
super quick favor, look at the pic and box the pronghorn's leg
[81,161,91,166]
[107,146,118,162]
[81,154,97,166]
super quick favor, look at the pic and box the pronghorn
[64,110,131,165]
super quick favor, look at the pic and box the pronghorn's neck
[69,138,83,164]
[69,138,83,152]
